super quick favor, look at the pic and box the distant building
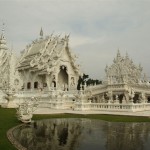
[86,50,150,106]
[105,50,144,85]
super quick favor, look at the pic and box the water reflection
[103,122,150,150]
[12,119,150,150]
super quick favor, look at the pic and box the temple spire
[0,23,7,50]
[117,49,121,57]
[116,49,121,61]
[40,27,43,39]
[1,23,5,39]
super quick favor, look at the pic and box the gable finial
[40,27,43,38]
[117,48,121,57]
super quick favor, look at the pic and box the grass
[1,108,150,150]
[33,113,150,122]
[0,108,20,150]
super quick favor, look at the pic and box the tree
[77,74,89,90]
[77,74,103,90]
[86,78,102,86]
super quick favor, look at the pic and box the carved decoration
[16,97,38,123]
[29,34,80,75]
[105,50,143,84]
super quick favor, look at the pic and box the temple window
[27,82,31,89]
[34,82,38,89]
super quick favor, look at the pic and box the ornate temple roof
[105,50,145,84]
[17,30,80,74]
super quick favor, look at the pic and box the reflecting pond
[12,118,150,150]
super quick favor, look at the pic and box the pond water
[12,118,150,150]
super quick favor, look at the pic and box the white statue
[139,92,146,103]
[106,91,113,103]
[128,88,135,103]
[16,97,39,123]
[122,96,126,104]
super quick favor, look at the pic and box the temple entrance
[52,81,56,88]
[58,66,68,90]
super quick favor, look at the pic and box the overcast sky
[0,0,150,80]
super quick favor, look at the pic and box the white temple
[17,28,81,91]
[0,27,150,112]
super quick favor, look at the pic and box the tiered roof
[17,30,80,75]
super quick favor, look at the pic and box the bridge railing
[90,103,148,112]
[74,102,150,112]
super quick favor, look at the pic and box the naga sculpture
[16,97,39,123]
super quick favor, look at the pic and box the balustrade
[74,102,150,112]
[93,103,150,112]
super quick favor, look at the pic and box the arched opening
[34,82,38,89]
[52,81,56,87]
[27,82,31,89]
[58,66,68,90]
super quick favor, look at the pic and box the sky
[0,0,150,80]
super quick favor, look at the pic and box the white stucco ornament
[16,97,39,123]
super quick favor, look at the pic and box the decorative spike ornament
[40,27,43,39]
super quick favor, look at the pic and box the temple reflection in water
[12,119,150,150]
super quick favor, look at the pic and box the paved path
[34,108,150,117]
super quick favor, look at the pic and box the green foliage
[86,78,102,86]
[0,108,20,150]
[85,114,150,122]
[77,73,89,90]
[77,73,102,90]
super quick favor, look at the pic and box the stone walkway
[34,108,150,117]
